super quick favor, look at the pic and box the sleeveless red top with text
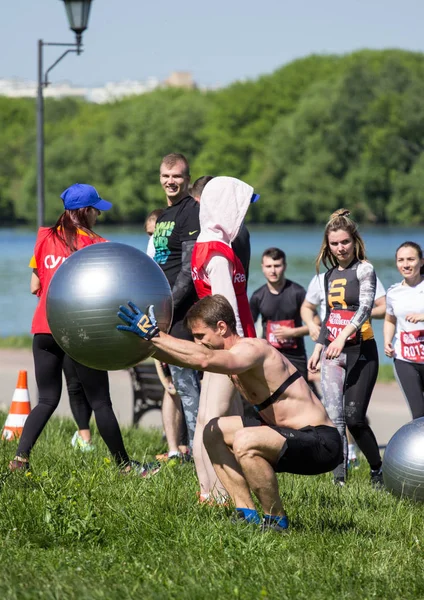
[31,227,105,334]
[191,241,256,338]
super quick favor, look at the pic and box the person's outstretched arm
[116,302,261,374]
[152,331,260,374]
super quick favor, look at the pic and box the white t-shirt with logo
[305,273,386,321]
[386,279,424,363]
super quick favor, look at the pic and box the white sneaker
[71,431,95,453]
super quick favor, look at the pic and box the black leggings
[63,355,93,430]
[394,359,424,419]
[16,334,129,465]
[320,339,381,479]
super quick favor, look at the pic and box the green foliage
[3,49,424,225]
[18,89,210,224]
[0,97,35,223]
[0,414,423,599]
[259,50,424,223]
[0,335,33,349]
[377,363,395,383]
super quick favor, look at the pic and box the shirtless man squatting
[116,294,342,533]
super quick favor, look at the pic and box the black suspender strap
[253,371,302,413]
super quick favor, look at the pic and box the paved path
[0,349,161,429]
[0,349,412,444]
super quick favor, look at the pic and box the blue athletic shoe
[230,508,261,526]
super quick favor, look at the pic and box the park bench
[128,363,163,426]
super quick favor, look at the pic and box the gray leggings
[168,365,200,449]
[320,340,381,480]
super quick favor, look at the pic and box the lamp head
[61,0,93,49]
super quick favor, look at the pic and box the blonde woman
[308,209,382,486]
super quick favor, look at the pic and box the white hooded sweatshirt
[195,176,254,337]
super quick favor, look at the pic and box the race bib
[266,320,297,350]
[400,330,424,363]
[326,309,358,343]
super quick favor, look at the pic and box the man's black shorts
[242,416,342,475]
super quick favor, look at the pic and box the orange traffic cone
[1,370,31,441]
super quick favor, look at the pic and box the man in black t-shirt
[250,247,310,379]
[153,153,200,457]
[191,175,251,284]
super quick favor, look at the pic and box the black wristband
[146,326,160,341]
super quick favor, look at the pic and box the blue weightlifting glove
[117,301,160,341]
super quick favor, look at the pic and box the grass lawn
[0,414,423,600]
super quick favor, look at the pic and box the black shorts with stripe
[242,417,342,475]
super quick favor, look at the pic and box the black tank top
[318,259,375,346]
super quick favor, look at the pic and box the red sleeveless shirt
[191,241,256,338]
[31,227,106,334]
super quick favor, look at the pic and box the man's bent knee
[204,416,243,449]
[233,428,286,465]
[233,429,258,462]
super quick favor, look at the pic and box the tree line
[2,48,424,226]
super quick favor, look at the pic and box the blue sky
[2,0,424,87]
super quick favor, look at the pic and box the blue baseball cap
[60,183,112,211]
[251,193,260,203]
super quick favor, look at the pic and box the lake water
[1,224,423,364]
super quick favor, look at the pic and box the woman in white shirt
[384,241,424,419]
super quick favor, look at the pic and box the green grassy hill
[0,414,422,599]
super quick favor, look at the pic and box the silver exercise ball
[382,417,424,502]
[46,242,173,371]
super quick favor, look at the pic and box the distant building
[163,71,196,89]
[0,78,86,99]
[0,72,200,103]
[87,77,160,103]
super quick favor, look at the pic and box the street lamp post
[36,0,93,229]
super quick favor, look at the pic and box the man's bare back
[226,337,334,430]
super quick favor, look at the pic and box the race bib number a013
[400,330,424,363]
[326,310,358,343]
[266,320,297,350]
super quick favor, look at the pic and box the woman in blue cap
[10,184,148,475]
